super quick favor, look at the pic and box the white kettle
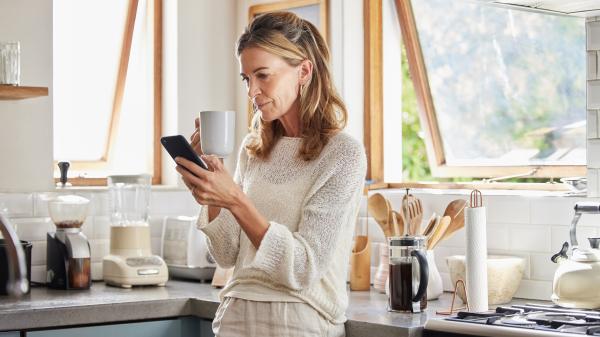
[551,202,600,309]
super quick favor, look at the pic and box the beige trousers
[212,297,346,337]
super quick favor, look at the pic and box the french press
[388,235,429,313]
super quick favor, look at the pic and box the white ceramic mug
[199,110,236,158]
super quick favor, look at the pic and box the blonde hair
[237,11,347,161]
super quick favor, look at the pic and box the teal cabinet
[27,317,213,337]
[0,332,20,337]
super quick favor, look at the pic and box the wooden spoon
[428,215,451,249]
[442,199,467,239]
[367,193,393,237]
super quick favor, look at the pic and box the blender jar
[107,174,152,256]
[107,174,151,226]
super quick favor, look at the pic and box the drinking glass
[0,42,20,86]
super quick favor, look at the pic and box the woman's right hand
[190,117,203,156]
[188,117,221,221]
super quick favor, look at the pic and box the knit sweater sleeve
[246,140,366,290]
[195,140,248,268]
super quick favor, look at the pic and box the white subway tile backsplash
[358,196,367,217]
[486,223,509,250]
[366,217,387,243]
[530,253,557,281]
[436,226,466,248]
[588,139,600,168]
[530,198,578,226]
[432,246,452,273]
[588,80,600,109]
[2,188,598,301]
[30,240,46,266]
[0,193,33,217]
[509,224,551,252]
[30,265,46,283]
[588,21,600,50]
[441,272,453,292]
[90,239,109,262]
[12,217,53,241]
[589,110,599,139]
[551,225,597,252]
[370,242,381,267]
[93,216,110,240]
[513,279,553,300]
[81,217,94,239]
[150,191,197,215]
[151,237,162,255]
[92,262,103,281]
[589,52,598,80]
[486,197,530,224]
[91,192,109,216]
[149,215,166,238]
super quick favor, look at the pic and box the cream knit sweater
[197,132,366,324]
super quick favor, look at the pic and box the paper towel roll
[465,206,488,312]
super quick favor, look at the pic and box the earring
[300,84,304,96]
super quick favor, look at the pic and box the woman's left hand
[175,155,242,210]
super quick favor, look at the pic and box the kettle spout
[551,242,569,264]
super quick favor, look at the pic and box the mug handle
[411,250,429,302]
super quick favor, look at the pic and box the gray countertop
[0,280,469,337]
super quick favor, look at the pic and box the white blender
[103,174,168,288]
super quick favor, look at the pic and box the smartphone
[161,135,209,170]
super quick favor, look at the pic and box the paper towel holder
[436,279,470,315]
[470,189,483,208]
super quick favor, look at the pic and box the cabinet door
[0,332,20,337]
[27,319,185,337]
[26,318,214,337]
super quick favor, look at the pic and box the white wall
[0,0,54,192]
[162,0,239,186]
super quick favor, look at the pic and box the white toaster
[160,216,216,281]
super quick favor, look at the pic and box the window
[395,0,586,180]
[53,0,162,185]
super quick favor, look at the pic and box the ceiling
[475,0,600,17]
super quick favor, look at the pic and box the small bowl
[446,255,525,305]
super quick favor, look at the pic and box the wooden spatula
[442,199,467,238]
[428,215,451,249]
[422,212,437,236]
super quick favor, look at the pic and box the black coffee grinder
[46,195,91,290]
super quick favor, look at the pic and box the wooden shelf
[0,85,48,100]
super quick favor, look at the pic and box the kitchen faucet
[0,213,29,297]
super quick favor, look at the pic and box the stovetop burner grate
[443,304,600,336]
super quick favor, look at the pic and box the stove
[424,304,600,337]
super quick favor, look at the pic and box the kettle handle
[411,250,429,302]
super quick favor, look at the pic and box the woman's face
[239,47,302,122]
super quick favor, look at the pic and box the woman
[175,11,366,337]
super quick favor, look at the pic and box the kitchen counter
[0,280,472,337]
